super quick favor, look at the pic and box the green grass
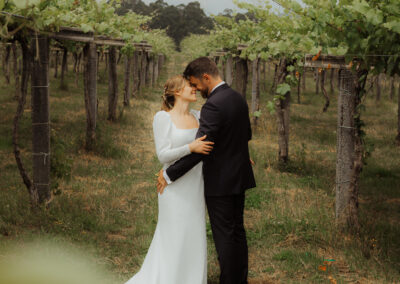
[0,53,399,283]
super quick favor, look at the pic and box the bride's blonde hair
[161,75,187,111]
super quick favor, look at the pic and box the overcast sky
[141,0,274,15]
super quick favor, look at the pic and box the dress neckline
[165,110,199,130]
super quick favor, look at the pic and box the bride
[125,75,214,284]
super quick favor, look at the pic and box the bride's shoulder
[154,110,170,118]
[190,109,201,119]
[153,110,171,124]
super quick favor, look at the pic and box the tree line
[116,0,255,50]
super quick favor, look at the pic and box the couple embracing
[125,57,256,284]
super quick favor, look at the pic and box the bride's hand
[189,135,214,155]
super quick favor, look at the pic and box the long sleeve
[153,111,191,165]
[166,101,221,182]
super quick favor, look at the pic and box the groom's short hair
[183,57,219,79]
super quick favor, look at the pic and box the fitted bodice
[168,114,198,148]
[152,109,200,167]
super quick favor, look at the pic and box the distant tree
[221,8,234,17]
[218,9,256,22]
[116,0,151,15]
[184,2,214,33]
[149,0,169,10]
[117,0,214,49]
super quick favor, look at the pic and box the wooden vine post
[262,60,266,92]
[214,49,226,82]
[53,48,60,78]
[251,56,260,125]
[144,43,152,88]
[59,47,68,90]
[108,46,118,121]
[235,44,249,99]
[225,54,233,86]
[389,76,394,101]
[3,43,11,84]
[214,55,219,65]
[336,67,359,230]
[139,45,147,95]
[11,41,21,99]
[397,83,400,145]
[375,74,382,101]
[305,54,363,231]
[220,57,225,81]
[158,54,164,75]
[31,34,51,204]
[273,57,290,163]
[131,49,138,97]
[123,53,132,107]
[320,69,330,112]
[131,43,143,97]
[147,54,154,87]
[83,42,98,150]
[314,68,320,95]
[153,53,159,86]
[297,71,301,104]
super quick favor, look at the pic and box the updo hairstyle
[161,75,187,111]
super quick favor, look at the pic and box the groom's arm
[165,101,220,182]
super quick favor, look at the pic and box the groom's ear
[202,73,211,82]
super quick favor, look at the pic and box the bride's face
[177,80,197,103]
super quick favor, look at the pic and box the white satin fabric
[125,109,207,284]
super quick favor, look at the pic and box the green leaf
[383,20,400,34]
[276,83,291,95]
[267,101,276,114]
[248,53,257,61]
[350,0,369,15]
[287,65,295,72]
[80,23,93,33]
[365,9,383,25]
[0,0,4,10]
[12,0,41,9]
[349,0,383,25]
[253,110,262,118]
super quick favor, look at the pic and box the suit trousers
[206,193,248,284]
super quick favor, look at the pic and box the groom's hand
[156,169,167,194]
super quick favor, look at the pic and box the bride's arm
[153,112,213,164]
[153,111,191,164]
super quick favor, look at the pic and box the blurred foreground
[0,238,116,284]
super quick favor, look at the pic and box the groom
[157,57,256,284]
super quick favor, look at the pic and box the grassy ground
[0,52,399,283]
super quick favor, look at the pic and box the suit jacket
[166,83,256,196]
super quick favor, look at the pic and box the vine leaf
[12,0,42,9]
[383,21,400,34]
[267,101,276,114]
[276,83,291,95]
[253,110,262,118]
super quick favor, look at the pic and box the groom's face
[188,75,209,99]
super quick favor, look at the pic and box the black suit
[166,83,256,284]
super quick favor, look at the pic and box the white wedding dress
[125,109,207,284]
